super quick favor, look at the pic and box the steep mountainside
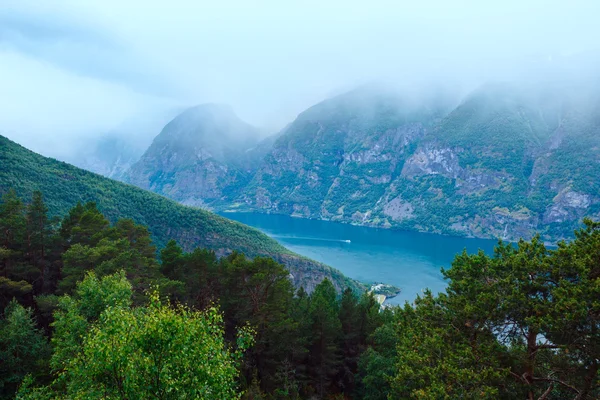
[125,104,262,207]
[73,135,143,181]
[0,135,361,292]
[239,83,600,241]
[119,82,600,242]
[236,86,454,221]
[240,83,600,241]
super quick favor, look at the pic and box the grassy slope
[0,135,362,293]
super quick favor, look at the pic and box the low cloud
[1,0,599,158]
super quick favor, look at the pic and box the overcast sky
[1,0,599,158]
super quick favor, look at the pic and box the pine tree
[25,191,51,291]
[308,279,342,398]
[159,239,183,279]
[0,301,51,399]
[0,189,26,278]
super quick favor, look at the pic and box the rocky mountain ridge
[122,82,600,242]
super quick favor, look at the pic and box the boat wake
[270,235,352,244]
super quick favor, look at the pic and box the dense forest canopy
[0,190,598,399]
[0,134,361,293]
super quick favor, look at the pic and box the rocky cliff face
[123,83,600,242]
[125,104,262,208]
[237,83,600,242]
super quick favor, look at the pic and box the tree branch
[532,377,580,394]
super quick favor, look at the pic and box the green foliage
[377,222,600,399]
[390,293,508,399]
[24,272,252,399]
[356,317,398,400]
[3,183,599,398]
[0,190,374,399]
[0,135,360,292]
[0,301,50,399]
[63,295,251,399]
[307,279,343,397]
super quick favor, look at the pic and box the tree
[59,202,109,247]
[0,301,50,399]
[173,247,219,310]
[0,190,25,278]
[337,288,360,393]
[63,296,252,399]
[390,292,509,399]
[25,191,51,291]
[24,271,253,399]
[541,219,600,399]
[0,277,32,311]
[159,239,183,279]
[357,316,398,400]
[308,279,342,398]
[219,254,300,395]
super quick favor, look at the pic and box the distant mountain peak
[124,103,262,206]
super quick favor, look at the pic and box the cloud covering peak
[1,0,599,158]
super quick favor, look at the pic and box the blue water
[220,212,498,305]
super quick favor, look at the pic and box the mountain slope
[0,135,360,292]
[239,83,600,241]
[67,106,182,181]
[125,104,261,208]
[238,85,454,221]
[117,82,600,242]
[392,82,600,240]
[72,135,143,181]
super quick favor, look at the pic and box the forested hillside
[0,190,385,399]
[0,135,359,293]
[1,190,598,399]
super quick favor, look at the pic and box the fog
[1,0,599,159]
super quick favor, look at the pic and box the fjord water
[221,212,498,304]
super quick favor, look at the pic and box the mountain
[0,135,361,293]
[120,82,600,242]
[240,82,600,241]
[72,135,143,181]
[238,85,454,219]
[125,104,262,208]
[67,106,181,181]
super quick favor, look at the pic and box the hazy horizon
[1,0,599,159]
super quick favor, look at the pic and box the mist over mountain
[124,104,263,207]
[2,1,600,163]
[64,105,182,180]
[119,75,600,242]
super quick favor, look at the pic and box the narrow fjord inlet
[2,1,600,398]
[221,212,497,304]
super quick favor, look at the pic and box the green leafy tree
[63,296,252,399]
[24,271,253,399]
